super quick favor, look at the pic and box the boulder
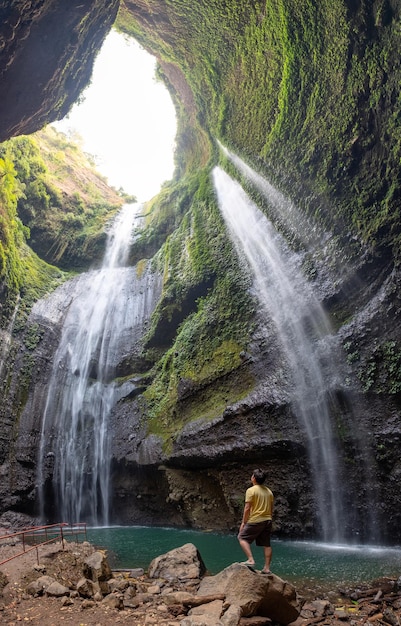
[45,581,70,597]
[197,563,300,624]
[221,605,243,626]
[181,600,225,626]
[76,577,99,598]
[164,591,194,606]
[148,543,206,582]
[26,575,56,596]
[83,550,112,582]
[101,592,124,609]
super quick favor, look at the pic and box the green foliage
[23,322,43,351]
[0,152,26,296]
[140,170,256,444]
[0,126,125,270]
[356,340,401,394]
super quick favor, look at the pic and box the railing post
[0,521,87,568]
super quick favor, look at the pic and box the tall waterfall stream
[213,166,355,543]
[37,204,159,525]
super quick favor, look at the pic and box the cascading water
[37,204,156,525]
[213,166,348,542]
[218,142,319,247]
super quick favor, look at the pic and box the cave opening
[52,29,177,202]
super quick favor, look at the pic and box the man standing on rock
[238,468,274,574]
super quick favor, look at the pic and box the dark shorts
[238,520,272,547]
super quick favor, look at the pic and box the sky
[53,30,177,202]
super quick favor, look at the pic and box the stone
[188,599,223,618]
[81,599,96,609]
[148,543,206,582]
[33,564,46,573]
[83,550,113,582]
[334,609,349,620]
[99,579,111,595]
[164,591,194,606]
[108,577,130,592]
[124,597,142,608]
[238,618,272,625]
[383,607,399,626]
[221,605,243,626]
[25,575,56,596]
[101,592,124,609]
[197,563,300,624]
[302,599,332,617]
[76,577,99,598]
[128,567,145,577]
[45,581,70,597]
[123,585,137,600]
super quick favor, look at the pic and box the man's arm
[240,501,252,530]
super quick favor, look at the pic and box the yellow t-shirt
[245,484,274,523]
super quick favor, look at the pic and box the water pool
[86,526,401,588]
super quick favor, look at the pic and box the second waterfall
[213,166,348,543]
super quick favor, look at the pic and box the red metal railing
[0,522,87,567]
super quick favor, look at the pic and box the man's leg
[262,545,272,572]
[238,537,255,565]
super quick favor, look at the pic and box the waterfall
[218,142,320,248]
[213,167,347,542]
[37,204,155,525]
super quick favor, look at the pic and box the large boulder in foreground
[196,563,300,624]
[148,542,206,582]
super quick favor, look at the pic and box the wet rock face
[0,0,118,142]
[1,0,401,543]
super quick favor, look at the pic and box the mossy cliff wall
[1,0,401,540]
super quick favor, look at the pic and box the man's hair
[253,468,266,484]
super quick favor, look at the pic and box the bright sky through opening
[53,30,177,201]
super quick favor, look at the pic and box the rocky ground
[0,538,400,626]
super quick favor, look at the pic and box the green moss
[0,126,125,271]
[137,169,256,446]
[357,340,401,394]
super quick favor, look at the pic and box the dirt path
[0,541,183,625]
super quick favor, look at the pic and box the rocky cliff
[1,0,401,543]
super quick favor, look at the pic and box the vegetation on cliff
[117,0,401,412]
[127,170,256,446]
[0,146,62,323]
[119,0,401,259]
[0,124,136,336]
[0,126,131,271]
